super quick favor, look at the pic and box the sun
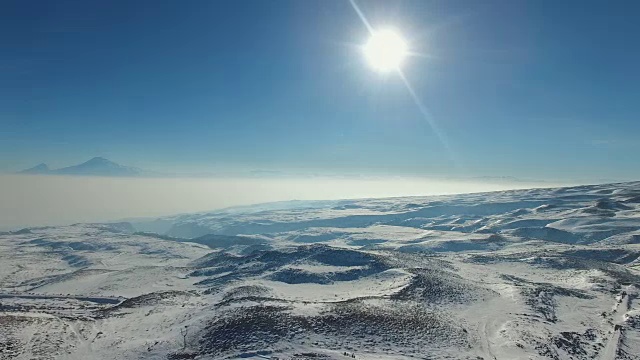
[363,29,408,73]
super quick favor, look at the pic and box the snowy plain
[1,181,640,359]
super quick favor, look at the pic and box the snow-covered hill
[2,181,640,359]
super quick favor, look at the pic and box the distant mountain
[54,157,144,176]
[19,157,148,177]
[19,163,51,174]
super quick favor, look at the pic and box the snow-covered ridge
[138,181,640,248]
[1,181,640,359]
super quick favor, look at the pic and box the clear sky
[2,0,639,181]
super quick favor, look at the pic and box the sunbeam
[397,69,459,168]
[348,0,459,170]
[348,0,374,34]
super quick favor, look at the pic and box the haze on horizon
[2,0,640,227]
[0,173,565,230]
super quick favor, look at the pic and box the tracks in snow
[600,285,635,360]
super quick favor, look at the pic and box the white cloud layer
[0,174,560,229]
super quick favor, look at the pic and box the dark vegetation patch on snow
[222,285,273,301]
[192,245,389,289]
[397,235,510,253]
[507,227,582,244]
[105,290,196,312]
[532,329,602,360]
[198,301,467,357]
[268,265,386,285]
[392,269,497,304]
[501,274,594,322]
[562,248,640,265]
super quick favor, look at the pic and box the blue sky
[2,0,640,181]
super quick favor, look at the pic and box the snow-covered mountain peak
[18,157,146,177]
[19,163,50,174]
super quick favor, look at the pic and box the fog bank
[1,174,559,229]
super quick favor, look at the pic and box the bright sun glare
[363,29,408,73]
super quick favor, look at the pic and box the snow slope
[2,181,640,359]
